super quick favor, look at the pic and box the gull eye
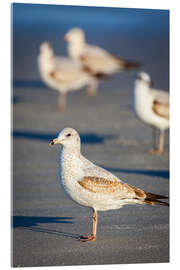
[66,133,71,137]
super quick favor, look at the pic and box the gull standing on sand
[64,28,140,79]
[134,72,169,154]
[49,127,169,242]
[38,42,98,111]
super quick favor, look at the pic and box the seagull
[38,42,98,111]
[134,71,169,155]
[64,27,140,78]
[49,127,169,242]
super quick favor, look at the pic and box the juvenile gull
[64,28,140,78]
[49,127,169,242]
[38,42,98,111]
[134,72,169,154]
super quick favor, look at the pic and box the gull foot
[79,234,96,242]
[148,149,163,155]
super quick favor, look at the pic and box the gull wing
[55,56,80,71]
[81,44,140,74]
[78,176,169,206]
[153,100,169,120]
[78,176,145,199]
[49,67,86,82]
[80,53,119,75]
[85,44,111,57]
[151,89,169,104]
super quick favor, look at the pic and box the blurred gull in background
[38,42,98,111]
[134,71,169,155]
[64,27,141,78]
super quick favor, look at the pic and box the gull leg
[92,209,98,239]
[148,127,158,154]
[86,81,98,97]
[57,92,67,112]
[80,209,98,242]
[149,129,165,155]
[153,127,158,150]
[158,130,165,154]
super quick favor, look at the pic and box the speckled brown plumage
[78,177,145,199]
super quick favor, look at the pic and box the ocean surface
[12,3,169,35]
[12,3,169,85]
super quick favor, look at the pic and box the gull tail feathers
[144,192,169,207]
[114,55,141,70]
[82,65,111,80]
[121,60,141,70]
[93,73,111,79]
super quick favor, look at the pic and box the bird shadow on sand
[12,96,22,105]
[13,130,116,145]
[101,166,169,179]
[12,216,80,239]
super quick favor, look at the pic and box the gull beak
[49,138,59,146]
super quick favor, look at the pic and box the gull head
[49,128,81,148]
[40,42,54,57]
[40,42,52,52]
[39,42,54,72]
[64,28,85,44]
[136,71,153,86]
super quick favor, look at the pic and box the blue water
[12,3,169,85]
[12,3,169,36]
